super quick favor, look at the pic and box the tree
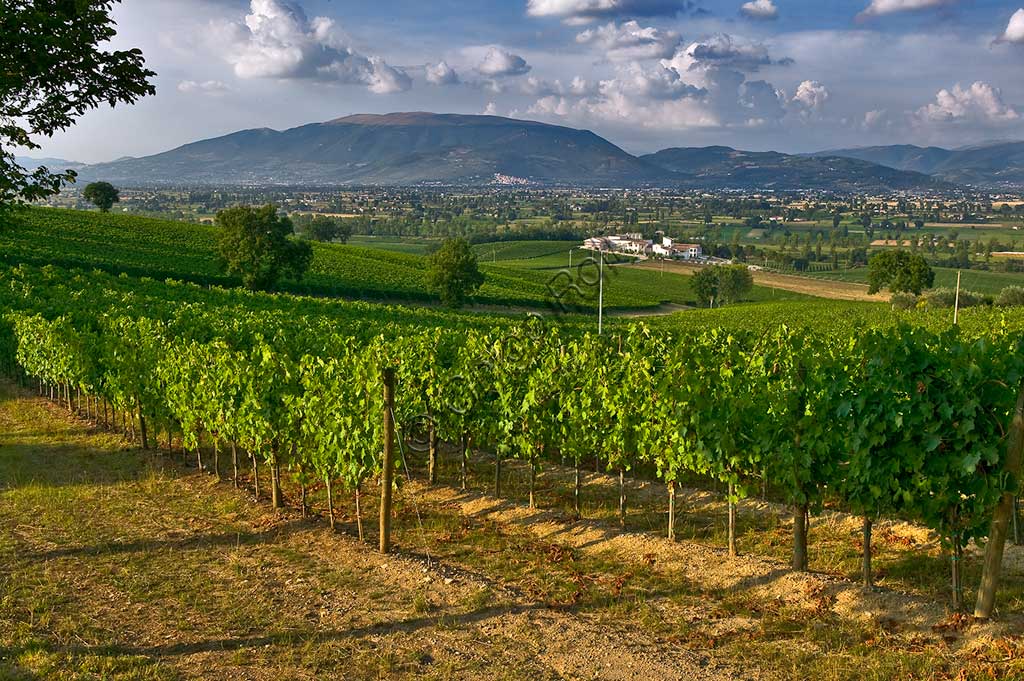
[2,1,155,211]
[215,205,313,291]
[718,265,753,304]
[867,250,934,295]
[691,265,752,307]
[425,237,484,308]
[690,267,719,307]
[292,214,352,243]
[83,181,119,212]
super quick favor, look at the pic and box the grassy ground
[5,381,1024,679]
[806,266,1024,295]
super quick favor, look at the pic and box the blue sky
[34,0,1024,161]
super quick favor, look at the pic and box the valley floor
[2,381,1024,680]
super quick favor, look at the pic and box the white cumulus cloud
[997,8,1024,44]
[526,0,696,24]
[916,81,1019,124]
[425,61,460,85]
[176,79,231,95]
[521,76,596,97]
[791,80,830,113]
[476,47,532,77]
[662,34,792,75]
[209,0,410,94]
[740,0,779,20]
[858,0,957,20]
[576,21,681,60]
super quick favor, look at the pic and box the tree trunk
[356,483,364,542]
[952,538,964,611]
[460,433,470,491]
[326,476,335,530]
[975,380,1024,619]
[231,441,239,488]
[252,452,260,500]
[139,411,149,450]
[195,442,204,473]
[574,461,582,520]
[379,367,396,553]
[494,450,502,498]
[728,483,738,558]
[1014,496,1021,546]
[300,479,307,519]
[618,467,627,528]
[529,458,537,510]
[428,420,438,485]
[862,516,873,588]
[668,480,676,541]
[271,447,283,509]
[213,440,221,480]
[792,503,809,571]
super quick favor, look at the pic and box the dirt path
[0,383,748,681]
[631,261,890,303]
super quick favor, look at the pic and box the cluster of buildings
[582,233,704,260]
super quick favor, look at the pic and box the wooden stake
[379,367,396,554]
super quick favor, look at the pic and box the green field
[0,208,814,312]
[806,265,1024,295]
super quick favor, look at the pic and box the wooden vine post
[380,367,396,554]
[974,381,1024,619]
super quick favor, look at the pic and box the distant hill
[809,141,1024,188]
[76,112,666,187]
[15,156,89,172]
[639,146,945,192]
[69,111,956,191]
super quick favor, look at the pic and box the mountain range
[30,112,1022,191]
[808,142,1024,188]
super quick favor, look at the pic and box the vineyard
[6,208,1024,677]
[3,255,1024,621]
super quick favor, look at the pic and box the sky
[31,0,1024,162]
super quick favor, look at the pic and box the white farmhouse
[583,233,653,256]
[652,236,702,260]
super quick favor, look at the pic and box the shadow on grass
[0,444,177,491]
[16,519,310,562]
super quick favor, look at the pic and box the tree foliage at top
[867,250,935,295]
[82,181,119,212]
[690,264,754,307]
[426,237,485,308]
[215,205,313,291]
[1,0,156,211]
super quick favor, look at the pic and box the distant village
[582,233,705,260]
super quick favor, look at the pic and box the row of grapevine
[2,263,1024,616]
